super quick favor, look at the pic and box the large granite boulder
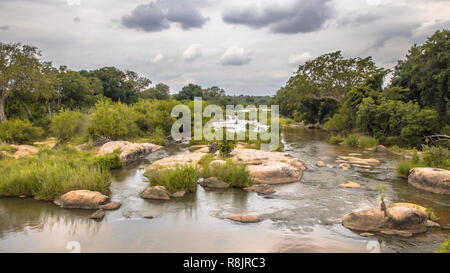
[98,141,162,165]
[230,149,306,184]
[10,145,39,159]
[146,152,206,170]
[55,190,112,210]
[140,186,171,200]
[342,206,428,236]
[408,168,450,195]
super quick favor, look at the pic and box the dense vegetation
[273,29,449,148]
[144,166,199,194]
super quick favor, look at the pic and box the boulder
[389,203,428,215]
[227,214,260,223]
[55,190,110,210]
[92,137,111,147]
[140,186,171,200]
[98,141,162,165]
[89,209,105,220]
[230,149,306,184]
[336,156,381,169]
[376,145,388,153]
[339,181,361,188]
[147,152,206,170]
[244,184,275,194]
[189,145,208,151]
[359,232,375,237]
[170,190,186,198]
[144,214,154,219]
[342,206,428,236]
[316,161,326,167]
[425,220,440,228]
[98,201,121,210]
[11,145,39,159]
[199,177,230,189]
[339,163,351,171]
[408,168,450,195]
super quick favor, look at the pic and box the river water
[0,126,449,253]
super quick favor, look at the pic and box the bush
[0,119,43,144]
[199,155,253,188]
[422,146,450,169]
[344,135,359,147]
[396,159,417,177]
[148,127,166,146]
[0,147,111,200]
[327,136,343,144]
[358,136,378,148]
[50,109,84,143]
[93,151,123,170]
[144,165,199,193]
[218,140,235,157]
[89,99,139,140]
[436,236,450,253]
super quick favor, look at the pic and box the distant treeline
[272,29,449,147]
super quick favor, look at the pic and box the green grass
[327,136,344,144]
[436,236,450,253]
[344,135,359,147]
[358,136,378,148]
[93,150,123,170]
[144,165,199,193]
[0,147,111,200]
[198,154,253,188]
[396,146,449,177]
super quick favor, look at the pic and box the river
[0,126,448,252]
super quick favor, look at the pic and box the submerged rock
[89,209,105,220]
[339,181,361,188]
[230,149,306,184]
[336,156,381,169]
[55,190,110,210]
[244,184,275,194]
[339,163,351,171]
[98,141,162,165]
[227,214,260,223]
[98,201,121,210]
[140,186,171,200]
[408,168,450,195]
[199,177,230,189]
[170,190,186,198]
[316,161,326,167]
[376,145,388,153]
[342,206,428,236]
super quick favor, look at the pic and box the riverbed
[0,126,448,252]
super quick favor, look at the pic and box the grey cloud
[73,17,80,22]
[121,1,208,32]
[0,25,10,31]
[220,46,252,66]
[222,0,333,34]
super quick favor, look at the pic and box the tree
[140,83,170,100]
[57,69,103,109]
[391,29,449,128]
[0,43,50,122]
[175,83,203,100]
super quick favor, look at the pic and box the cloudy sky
[0,0,449,95]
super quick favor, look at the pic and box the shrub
[0,147,111,200]
[396,159,419,177]
[0,119,43,144]
[93,151,123,170]
[89,99,139,140]
[218,140,235,157]
[358,136,378,148]
[436,236,450,253]
[344,135,359,147]
[327,136,343,144]
[198,155,253,188]
[148,127,166,146]
[422,146,450,170]
[144,165,199,193]
[50,109,84,143]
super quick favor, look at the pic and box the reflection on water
[0,126,448,252]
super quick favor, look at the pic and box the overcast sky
[0,0,449,95]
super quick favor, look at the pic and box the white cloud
[182,44,202,61]
[151,53,164,63]
[288,52,313,65]
[220,46,252,66]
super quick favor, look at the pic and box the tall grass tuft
[0,147,111,200]
[344,135,359,147]
[144,165,199,193]
[358,136,378,148]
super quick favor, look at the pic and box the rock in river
[244,184,275,194]
[199,177,230,189]
[316,161,326,167]
[342,206,428,236]
[89,209,105,220]
[227,214,260,223]
[98,201,121,210]
[98,141,162,165]
[147,152,206,169]
[55,190,113,210]
[339,163,351,171]
[230,149,306,184]
[339,181,361,188]
[336,156,381,169]
[141,186,171,200]
[408,168,450,195]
